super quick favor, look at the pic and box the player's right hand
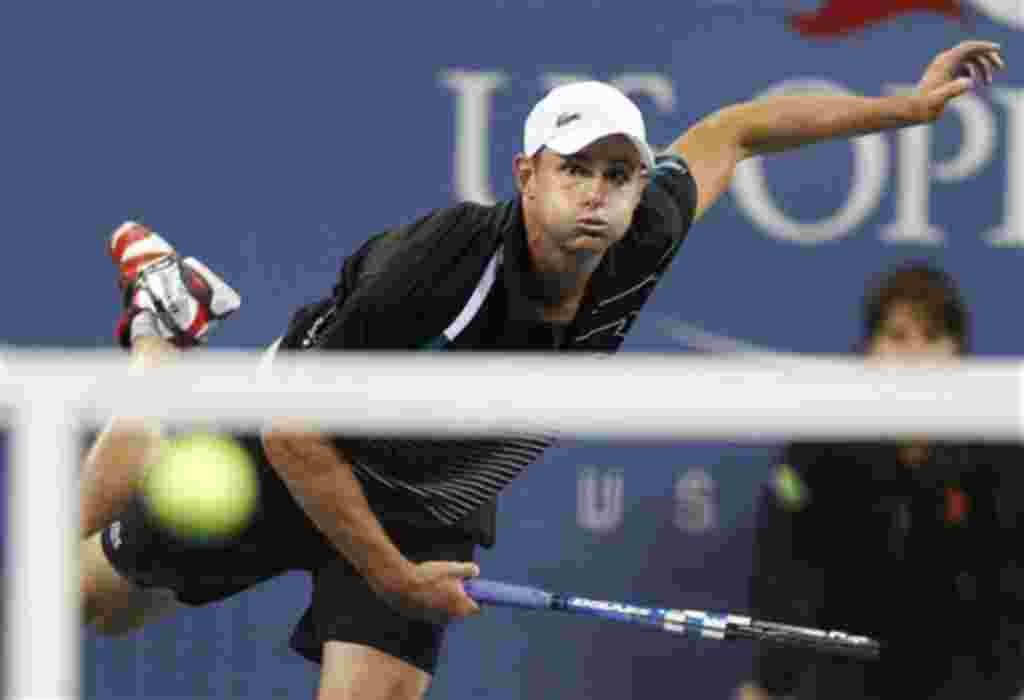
[374,560,482,623]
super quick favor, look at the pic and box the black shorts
[100,434,477,674]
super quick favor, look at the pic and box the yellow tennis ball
[142,433,259,542]
[773,463,809,512]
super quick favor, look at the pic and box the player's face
[867,302,958,359]
[520,135,647,256]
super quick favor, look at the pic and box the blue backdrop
[0,1,1019,697]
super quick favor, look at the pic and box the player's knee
[80,532,176,636]
[81,580,137,637]
[84,582,178,637]
[86,608,136,637]
[80,560,132,636]
[87,604,167,637]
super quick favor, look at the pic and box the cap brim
[546,126,655,172]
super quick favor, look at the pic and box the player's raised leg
[81,221,182,537]
[81,221,242,536]
[80,335,178,538]
[81,221,242,629]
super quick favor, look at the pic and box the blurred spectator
[737,263,1024,700]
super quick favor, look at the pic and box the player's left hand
[911,41,1005,123]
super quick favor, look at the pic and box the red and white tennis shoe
[109,221,242,348]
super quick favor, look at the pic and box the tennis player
[82,41,1004,700]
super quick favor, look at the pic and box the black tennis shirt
[282,154,698,545]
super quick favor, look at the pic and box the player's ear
[514,153,537,198]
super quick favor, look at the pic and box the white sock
[129,309,171,343]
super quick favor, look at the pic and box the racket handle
[464,579,552,609]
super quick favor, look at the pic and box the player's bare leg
[81,337,182,634]
[81,220,239,536]
[80,335,178,538]
[81,221,241,632]
[317,642,432,700]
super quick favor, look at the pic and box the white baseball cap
[523,81,655,171]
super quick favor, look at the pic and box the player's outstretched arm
[261,429,480,622]
[670,40,1005,223]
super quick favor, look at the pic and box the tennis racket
[464,578,881,660]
